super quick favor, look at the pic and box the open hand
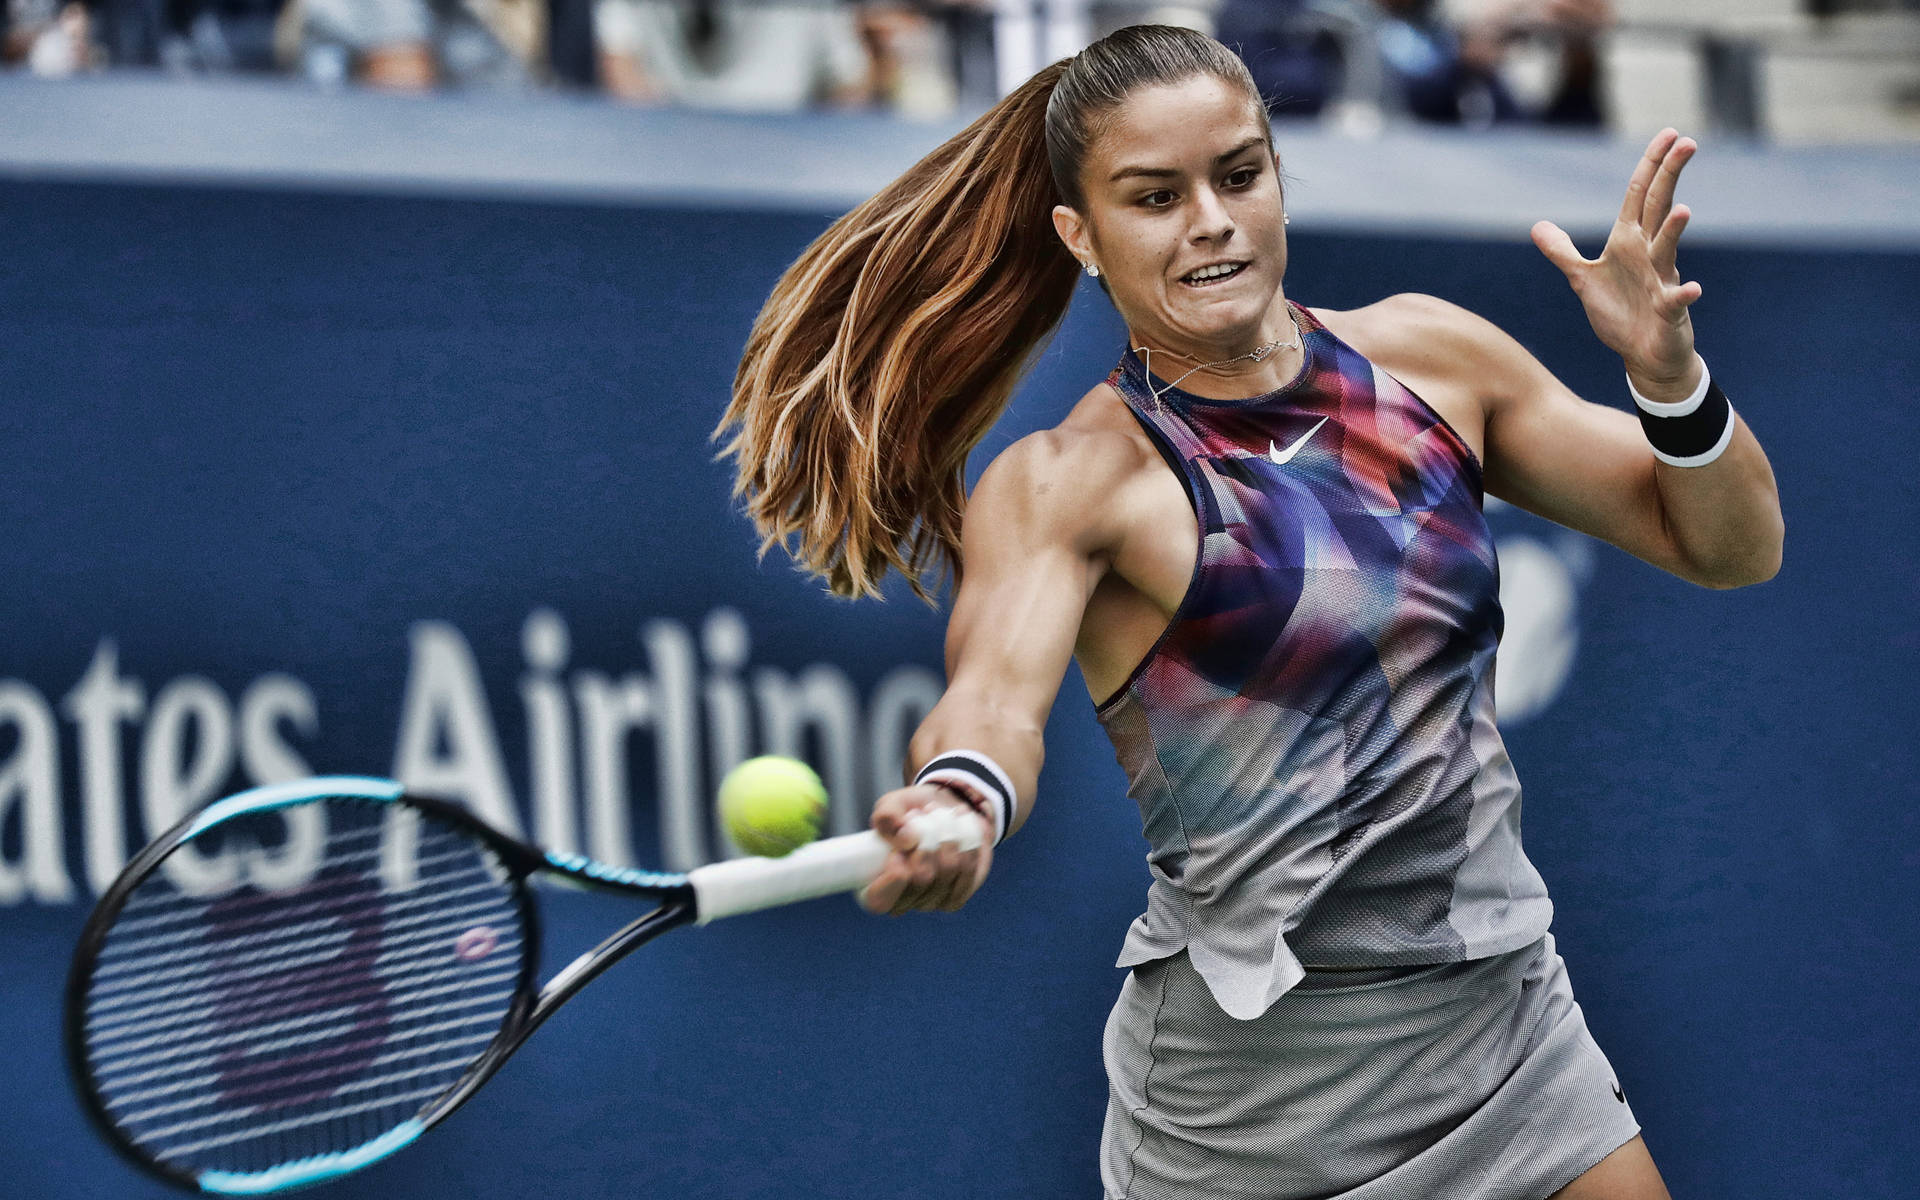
[1532,128,1703,395]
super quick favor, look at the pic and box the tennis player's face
[1054,75,1287,357]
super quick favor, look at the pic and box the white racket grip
[689,832,889,924]
[688,809,981,925]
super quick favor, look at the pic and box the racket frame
[64,777,695,1195]
[67,773,918,1194]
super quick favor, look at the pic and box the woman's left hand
[1531,128,1703,395]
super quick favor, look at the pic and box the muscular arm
[1422,129,1782,588]
[1393,296,1782,588]
[1486,345,1781,588]
[860,427,1133,914]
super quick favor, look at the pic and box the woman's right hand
[854,426,1133,917]
[860,784,994,915]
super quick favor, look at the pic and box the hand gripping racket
[65,775,980,1195]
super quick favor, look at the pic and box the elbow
[1692,519,1785,590]
[1741,535,1785,588]
[1699,559,1778,590]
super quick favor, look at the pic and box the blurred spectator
[4,0,98,74]
[1213,0,1343,117]
[927,0,994,108]
[594,0,872,110]
[1216,0,1611,128]
[859,2,964,115]
[548,0,594,84]
[85,0,283,72]
[278,0,545,90]
[1446,0,1611,126]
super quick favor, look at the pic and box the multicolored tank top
[1096,302,1552,1020]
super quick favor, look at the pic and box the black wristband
[1630,364,1736,468]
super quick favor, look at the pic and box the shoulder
[1311,293,1537,393]
[976,380,1151,495]
[966,381,1154,557]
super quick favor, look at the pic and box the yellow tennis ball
[718,756,828,857]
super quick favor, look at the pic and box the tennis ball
[718,755,828,857]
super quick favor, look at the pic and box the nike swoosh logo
[1268,416,1329,466]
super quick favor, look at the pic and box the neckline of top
[1122,301,1323,410]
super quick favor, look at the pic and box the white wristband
[913,750,1015,846]
[1626,360,1712,416]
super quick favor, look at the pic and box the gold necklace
[1134,313,1303,406]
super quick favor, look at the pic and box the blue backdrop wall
[1,176,1914,1199]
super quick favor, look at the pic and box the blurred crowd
[1218,0,1613,129]
[0,0,987,112]
[0,0,1897,131]
[0,0,1624,128]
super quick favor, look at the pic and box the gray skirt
[1101,933,1640,1200]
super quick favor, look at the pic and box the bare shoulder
[967,381,1153,557]
[975,381,1147,498]
[1311,293,1534,393]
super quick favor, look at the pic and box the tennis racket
[65,774,980,1195]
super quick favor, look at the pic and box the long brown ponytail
[717,25,1265,602]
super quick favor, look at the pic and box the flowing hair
[716,25,1266,602]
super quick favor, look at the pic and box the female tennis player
[719,24,1781,1200]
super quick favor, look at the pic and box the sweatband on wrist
[914,751,1015,846]
[1628,361,1736,468]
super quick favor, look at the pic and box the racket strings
[82,797,527,1180]
[90,879,514,1003]
[103,835,489,940]
[90,947,516,1050]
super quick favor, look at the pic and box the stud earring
[1283,215,1291,226]
[1085,263,1100,278]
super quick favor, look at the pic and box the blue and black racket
[65,775,977,1194]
